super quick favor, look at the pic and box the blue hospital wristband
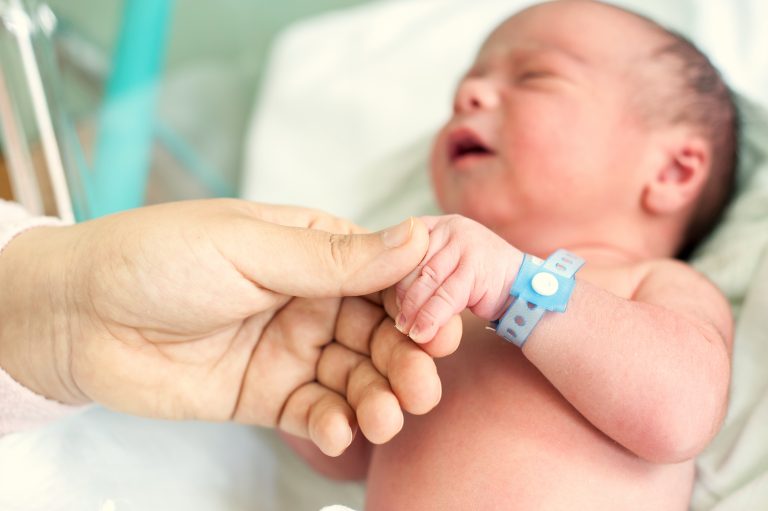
[492,249,584,348]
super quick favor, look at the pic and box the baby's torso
[366,263,695,510]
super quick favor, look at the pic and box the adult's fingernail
[380,217,414,249]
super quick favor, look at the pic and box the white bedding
[689,98,768,510]
[1,1,766,510]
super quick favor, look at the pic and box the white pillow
[242,0,537,223]
[242,0,768,224]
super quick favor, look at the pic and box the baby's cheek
[429,163,454,214]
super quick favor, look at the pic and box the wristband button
[531,272,558,296]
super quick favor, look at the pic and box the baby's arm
[396,215,733,463]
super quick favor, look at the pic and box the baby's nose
[453,78,501,114]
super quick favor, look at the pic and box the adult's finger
[316,341,404,445]
[368,318,442,415]
[216,215,430,299]
[346,359,404,444]
[328,302,443,414]
[334,296,387,356]
[316,342,368,394]
[232,297,338,426]
[278,382,357,457]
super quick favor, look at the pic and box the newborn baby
[285,1,738,509]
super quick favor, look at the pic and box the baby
[285,1,738,509]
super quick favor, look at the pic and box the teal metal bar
[87,0,173,218]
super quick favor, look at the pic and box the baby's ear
[642,131,711,216]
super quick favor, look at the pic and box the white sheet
[689,98,768,510]
[0,408,366,511]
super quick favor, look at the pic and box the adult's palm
[0,200,461,455]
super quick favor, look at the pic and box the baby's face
[431,1,659,235]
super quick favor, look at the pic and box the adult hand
[0,199,461,455]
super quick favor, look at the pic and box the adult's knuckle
[326,233,354,277]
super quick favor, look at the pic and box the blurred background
[0,0,371,219]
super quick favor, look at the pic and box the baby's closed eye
[517,68,556,81]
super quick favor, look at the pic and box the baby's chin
[431,172,517,230]
[439,196,510,229]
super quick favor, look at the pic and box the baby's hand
[394,215,523,343]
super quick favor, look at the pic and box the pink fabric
[0,199,83,435]
[0,365,86,435]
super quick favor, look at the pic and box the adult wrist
[0,225,88,406]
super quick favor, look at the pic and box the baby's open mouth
[448,129,494,163]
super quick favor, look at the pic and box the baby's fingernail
[409,324,428,343]
[380,217,414,249]
[395,313,407,333]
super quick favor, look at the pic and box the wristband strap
[492,249,584,347]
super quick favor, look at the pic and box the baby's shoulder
[587,257,722,302]
[582,257,731,342]
[630,258,730,316]
[632,257,714,292]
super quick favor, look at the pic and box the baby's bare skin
[283,224,729,508]
[281,1,735,507]
[368,261,698,510]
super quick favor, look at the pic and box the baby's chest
[372,333,648,506]
[431,324,585,449]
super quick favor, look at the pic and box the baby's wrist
[490,247,525,321]
[491,249,585,348]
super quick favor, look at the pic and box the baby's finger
[394,220,453,309]
[369,318,442,415]
[394,270,419,310]
[396,244,462,336]
[408,264,474,343]
[382,287,463,358]
[279,382,356,457]
[346,359,404,444]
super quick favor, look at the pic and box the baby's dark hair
[623,8,740,259]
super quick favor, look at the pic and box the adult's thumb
[231,217,429,298]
